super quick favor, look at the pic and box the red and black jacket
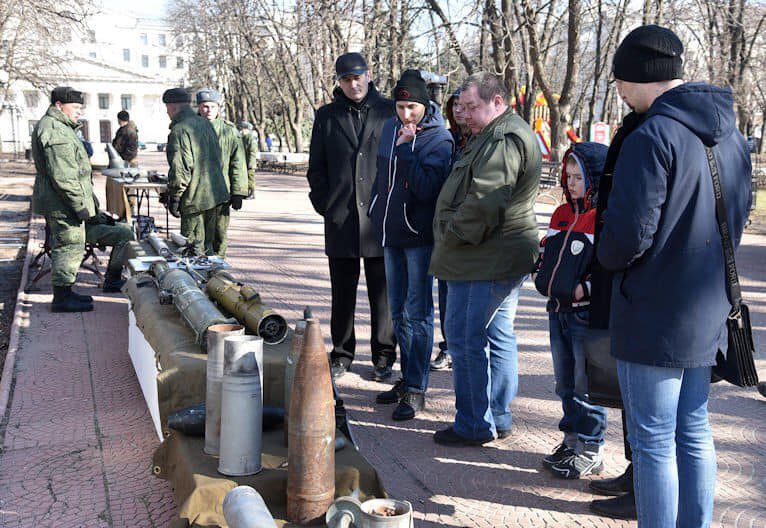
[534,142,607,312]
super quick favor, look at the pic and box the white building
[0,7,189,160]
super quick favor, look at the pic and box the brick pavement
[0,154,764,527]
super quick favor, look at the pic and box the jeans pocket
[573,310,590,325]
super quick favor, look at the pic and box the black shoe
[70,289,93,303]
[758,382,766,398]
[102,276,126,293]
[496,428,512,439]
[372,360,393,382]
[589,491,637,520]
[51,286,94,313]
[433,427,493,447]
[376,378,406,404]
[542,443,575,468]
[550,453,604,479]
[430,350,452,371]
[330,359,350,379]
[590,464,633,496]
[392,391,425,421]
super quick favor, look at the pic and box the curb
[0,214,40,423]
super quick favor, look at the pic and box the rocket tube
[287,318,335,524]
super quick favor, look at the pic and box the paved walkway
[1,153,764,527]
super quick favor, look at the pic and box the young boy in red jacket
[534,142,608,479]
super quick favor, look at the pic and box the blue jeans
[617,360,716,528]
[384,246,434,393]
[445,275,525,439]
[548,311,607,452]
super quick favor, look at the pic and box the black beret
[51,86,84,105]
[162,88,191,103]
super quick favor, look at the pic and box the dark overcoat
[307,84,394,258]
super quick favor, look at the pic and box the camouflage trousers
[180,208,218,255]
[47,212,135,287]
[212,203,231,257]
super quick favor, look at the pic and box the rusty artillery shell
[283,319,306,446]
[286,318,335,525]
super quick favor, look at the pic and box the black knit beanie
[613,25,684,83]
[393,69,430,107]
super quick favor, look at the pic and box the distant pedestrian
[112,110,139,166]
[369,69,453,420]
[238,121,258,199]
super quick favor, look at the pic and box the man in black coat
[307,52,397,380]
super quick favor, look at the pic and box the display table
[105,176,168,232]
[123,241,386,527]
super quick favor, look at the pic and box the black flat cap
[335,52,368,80]
[162,88,191,103]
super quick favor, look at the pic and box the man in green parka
[195,88,248,257]
[162,88,229,255]
[31,86,135,313]
[429,72,542,446]
[238,121,258,199]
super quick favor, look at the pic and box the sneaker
[542,443,575,468]
[433,426,493,447]
[372,359,393,382]
[376,378,406,404]
[550,453,604,479]
[590,464,633,496]
[392,391,425,421]
[430,350,452,370]
[330,359,350,379]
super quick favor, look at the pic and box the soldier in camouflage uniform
[196,89,248,257]
[162,88,229,255]
[238,121,258,199]
[31,86,135,313]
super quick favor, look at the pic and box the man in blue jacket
[597,25,751,528]
[368,70,453,420]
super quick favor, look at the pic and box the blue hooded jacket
[369,101,454,248]
[597,82,752,368]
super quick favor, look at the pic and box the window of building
[122,48,130,61]
[98,93,110,110]
[120,95,133,111]
[23,91,39,109]
[158,34,166,46]
[159,55,167,68]
[99,120,112,143]
[89,51,97,58]
[141,55,149,67]
[176,57,184,69]
[140,33,148,45]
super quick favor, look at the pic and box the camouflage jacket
[166,106,229,214]
[211,118,248,197]
[31,106,96,218]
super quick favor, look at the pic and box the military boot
[102,271,126,293]
[70,288,93,303]
[51,286,94,313]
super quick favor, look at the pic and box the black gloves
[230,195,245,211]
[76,208,91,221]
[168,195,182,218]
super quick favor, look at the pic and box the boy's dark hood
[646,82,736,147]
[562,141,608,209]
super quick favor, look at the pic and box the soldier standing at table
[195,88,248,257]
[162,87,228,255]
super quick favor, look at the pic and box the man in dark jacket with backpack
[596,25,751,527]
